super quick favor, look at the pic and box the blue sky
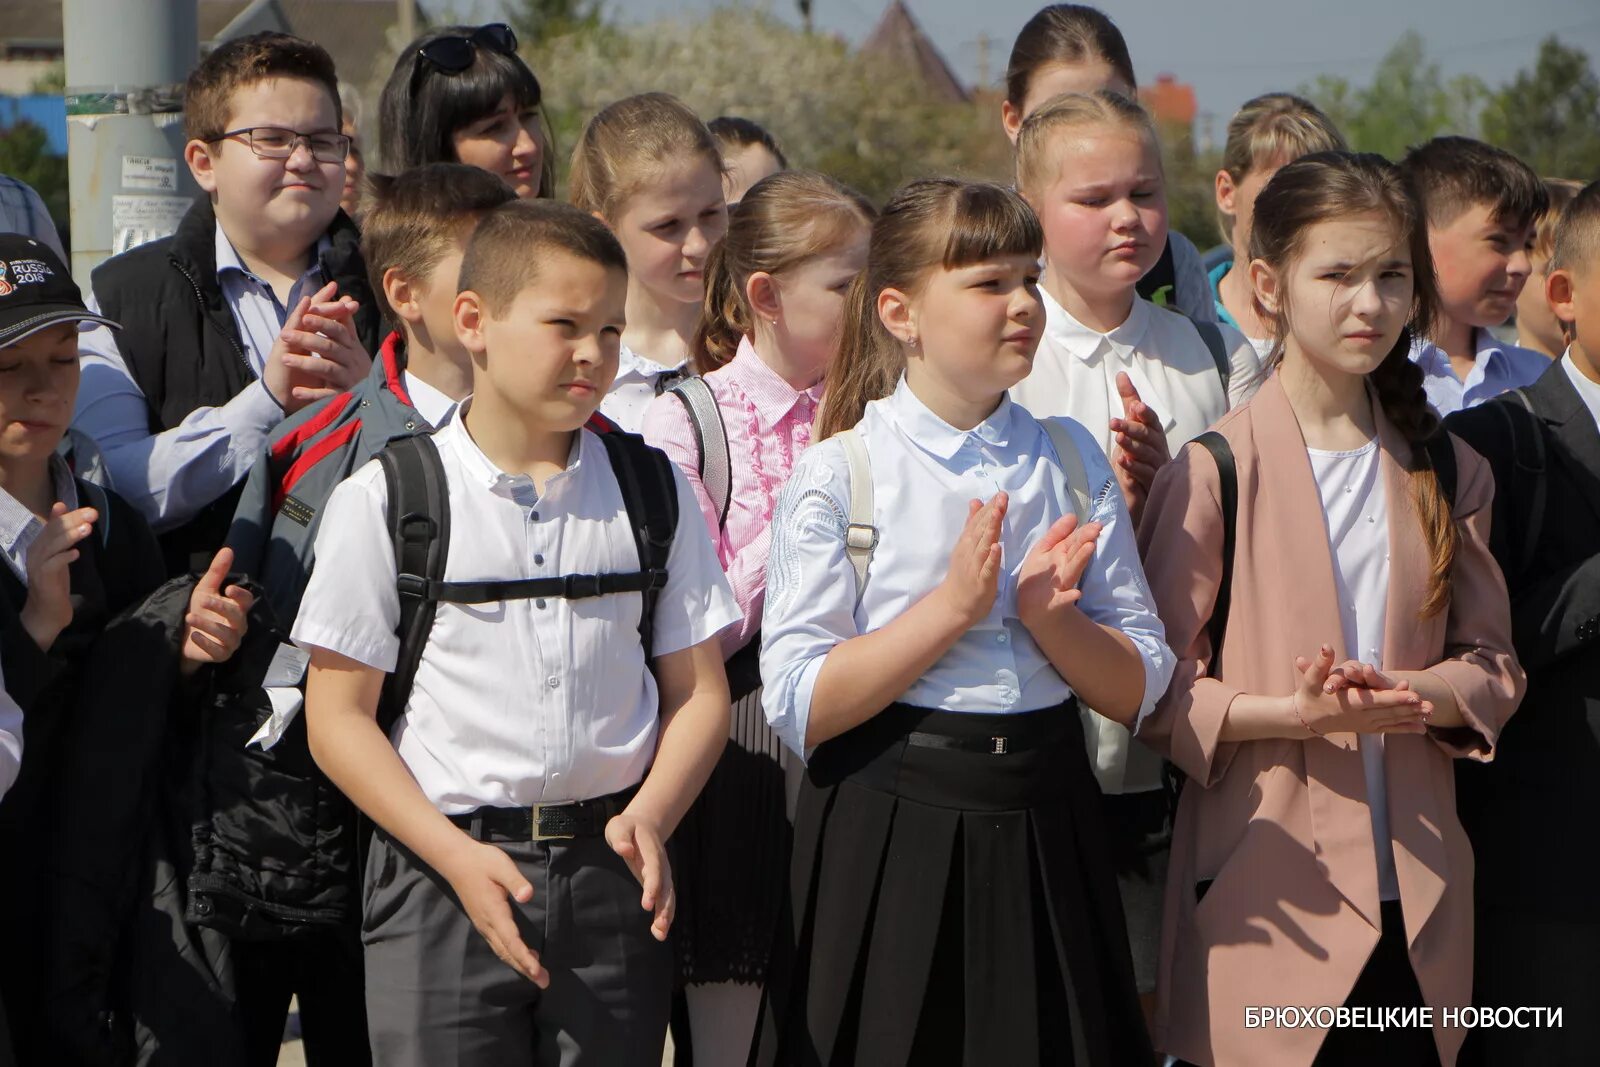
[465,0,1600,134]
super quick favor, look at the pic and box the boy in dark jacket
[207,163,515,1065]
[71,32,380,576]
[0,235,251,1063]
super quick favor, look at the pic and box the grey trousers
[362,828,671,1066]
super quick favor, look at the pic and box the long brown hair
[692,170,875,375]
[1003,5,1136,108]
[568,93,721,222]
[1250,151,1456,617]
[816,179,1043,440]
[1216,93,1346,244]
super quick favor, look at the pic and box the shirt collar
[1561,347,1600,426]
[401,371,460,430]
[0,453,76,558]
[1412,329,1505,378]
[441,399,585,495]
[724,337,822,432]
[882,375,1016,461]
[1040,285,1153,363]
[214,223,331,288]
[614,344,688,385]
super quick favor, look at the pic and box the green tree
[1302,31,1485,159]
[30,62,65,95]
[0,121,69,238]
[1480,37,1600,179]
[507,0,609,46]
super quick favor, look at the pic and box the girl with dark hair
[1136,152,1525,1066]
[754,178,1170,1065]
[378,23,553,199]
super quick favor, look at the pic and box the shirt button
[546,676,560,689]
[997,632,1010,645]
[531,511,540,522]
[536,599,547,609]
[534,554,545,566]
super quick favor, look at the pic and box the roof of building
[861,1,968,104]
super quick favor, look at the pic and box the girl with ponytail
[639,169,872,1066]
[755,178,1172,1064]
[1136,152,1525,1067]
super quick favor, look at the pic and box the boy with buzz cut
[1401,136,1550,415]
[200,163,516,1067]
[73,32,381,575]
[1447,180,1600,1067]
[296,200,738,1065]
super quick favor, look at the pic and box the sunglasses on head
[415,23,519,74]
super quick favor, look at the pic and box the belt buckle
[530,803,577,842]
[991,736,1008,755]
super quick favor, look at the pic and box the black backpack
[373,424,678,735]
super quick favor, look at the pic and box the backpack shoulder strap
[596,429,678,660]
[1193,320,1232,398]
[667,376,732,531]
[837,428,877,607]
[377,433,450,736]
[1039,418,1092,524]
[1192,431,1236,678]
[1422,430,1458,513]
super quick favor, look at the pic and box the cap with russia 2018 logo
[0,233,121,349]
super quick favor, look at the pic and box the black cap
[0,234,119,349]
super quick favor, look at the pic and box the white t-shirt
[293,407,741,813]
[1308,438,1399,902]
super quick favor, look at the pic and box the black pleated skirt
[671,638,792,986]
[750,701,1153,1067]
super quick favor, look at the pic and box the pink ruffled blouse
[641,337,822,657]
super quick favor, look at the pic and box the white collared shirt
[598,345,688,433]
[72,224,332,531]
[400,371,461,429]
[1012,289,1262,465]
[1307,438,1399,901]
[0,453,78,583]
[292,408,741,813]
[761,377,1174,760]
[1409,329,1550,416]
[1561,348,1600,433]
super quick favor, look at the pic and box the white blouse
[598,344,688,433]
[760,377,1174,760]
[1308,438,1399,902]
[1012,289,1261,793]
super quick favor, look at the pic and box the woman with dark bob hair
[378,22,554,199]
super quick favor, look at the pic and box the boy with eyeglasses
[72,32,382,578]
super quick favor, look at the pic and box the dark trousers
[362,828,671,1066]
[1312,901,1438,1066]
[235,930,371,1067]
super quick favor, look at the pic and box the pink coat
[1136,374,1525,1066]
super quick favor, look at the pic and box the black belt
[448,785,638,842]
[903,718,1075,756]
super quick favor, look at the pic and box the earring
[907,335,919,348]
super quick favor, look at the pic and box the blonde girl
[571,92,728,431]
[639,170,872,1067]
[753,178,1172,1066]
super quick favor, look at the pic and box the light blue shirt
[71,225,329,532]
[760,377,1174,759]
[1410,328,1551,417]
[0,173,64,259]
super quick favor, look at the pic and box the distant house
[1141,73,1198,130]
[0,0,425,96]
[862,0,969,104]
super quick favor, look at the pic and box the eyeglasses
[415,23,519,74]
[209,126,351,164]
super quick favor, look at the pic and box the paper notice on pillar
[120,155,178,192]
[111,194,189,254]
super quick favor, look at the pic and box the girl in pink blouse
[641,170,873,1066]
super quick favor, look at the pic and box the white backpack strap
[1041,418,1091,524]
[668,376,732,529]
[837,428,877,604]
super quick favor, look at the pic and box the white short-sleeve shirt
[292,408,741,813]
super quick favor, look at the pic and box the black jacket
[1447,362,1600,912]
[89,195,380,577]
